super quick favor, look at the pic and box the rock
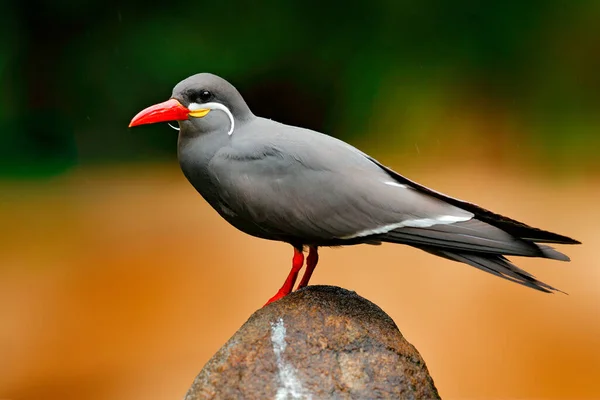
[184,285,440,399]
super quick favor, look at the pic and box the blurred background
[1,0,599,398]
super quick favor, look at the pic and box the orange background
[1,155,597,400]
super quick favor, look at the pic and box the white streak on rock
[270,318,311,400]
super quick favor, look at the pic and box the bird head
[129,73,252,135]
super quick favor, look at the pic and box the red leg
[297,246,319,290]
[264,247,304,306]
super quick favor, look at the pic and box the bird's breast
[177,139,282,241]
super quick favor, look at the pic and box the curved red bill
[129,99,190,127]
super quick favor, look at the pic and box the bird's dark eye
[197,90,213,103]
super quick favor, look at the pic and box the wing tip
[526,234,581,245]
[537,245,571,262]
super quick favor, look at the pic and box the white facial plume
[188,102,235,135]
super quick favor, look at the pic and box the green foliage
[1,0,599,176]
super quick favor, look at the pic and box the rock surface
[184,285,440,399]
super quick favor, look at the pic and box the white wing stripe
[340,214,474,239]
[383,181,408,188]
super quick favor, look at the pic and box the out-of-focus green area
[1,0,599,177]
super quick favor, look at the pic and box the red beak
[129,99,190,127]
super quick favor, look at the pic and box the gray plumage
[171,73,579,293]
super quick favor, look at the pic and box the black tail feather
[380,219,572,260]
[368,157,581,245]
[421,247,564,293]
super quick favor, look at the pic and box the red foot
[297,246,319,290]
[264,247,304,306]
[264,288,289,305]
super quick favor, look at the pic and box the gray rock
[184,285,440,399]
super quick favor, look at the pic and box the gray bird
[129,73,580,305]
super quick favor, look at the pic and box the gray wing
[208,119,566,255]
[208,120,474,243]
[208,120,577,292]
